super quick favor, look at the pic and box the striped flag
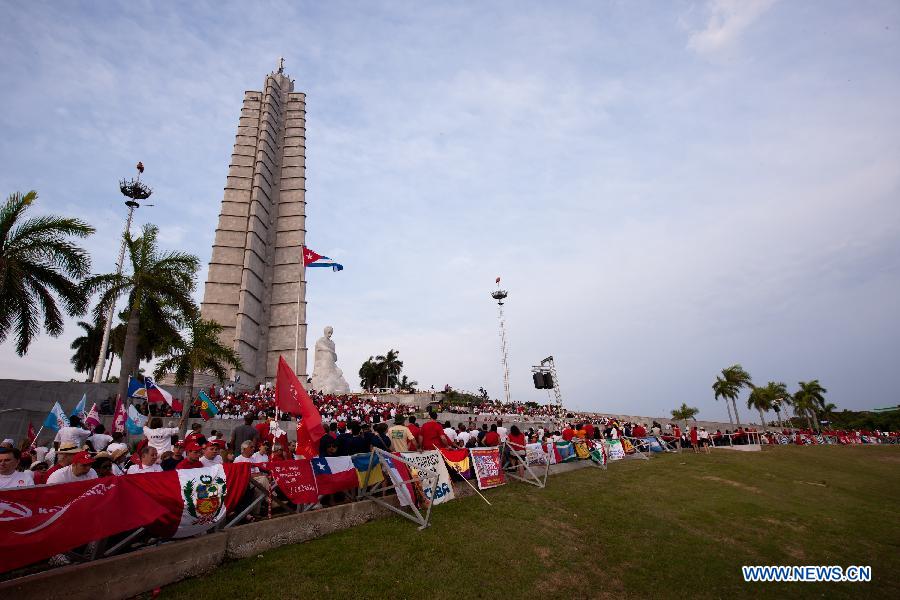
[302,246,343,271]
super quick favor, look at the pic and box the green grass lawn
[161,446,900,599]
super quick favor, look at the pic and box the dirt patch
[534,546,551,559]
[699,475,762,493]
[793,480,827,487]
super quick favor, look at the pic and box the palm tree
[154,316,242,409]
[359,356,380,391]
[0,191,94,355]
[374,349,403,389]
[747,381,787,431]
[772,391,793,429]
[671,403,700,429]
[82,224,199,401]
[398,375,418,392]
[712,375,735,427]
[793,380,828,431]
[70,318,105,380]
[719,364,753,427]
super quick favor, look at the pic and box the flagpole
[295,244,305,376]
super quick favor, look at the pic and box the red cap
[72,451,95,465]
[184,441,202,452]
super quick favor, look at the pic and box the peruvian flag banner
[127,463,250,538]
[0,477,168,572]
[276,356,325,456]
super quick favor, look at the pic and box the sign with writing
[525,442,549,465]
[605,439,625,461]
[269,459,318,505]
[399,450,455,504]
[470,447,504,490]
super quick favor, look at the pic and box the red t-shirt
[690,429,698,444]
[507,432,526,450]
[406,423,420,450]
[420,420,447,450]
[483,431,500,446]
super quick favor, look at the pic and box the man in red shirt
[406,416,421,451]
[672,424,682,453]
[632,423,647,438]
[176,441,204,469]
[418,412,453,450]
[482,424,501,446]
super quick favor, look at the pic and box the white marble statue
[310,326,351,394]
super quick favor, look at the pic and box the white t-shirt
[235,453,266,473]
[126,463,163,475]
[54,426,91,447]
[200,455,223,467]
[46,465,98,485]
[699,430,710,440]
[106,442,128,456]
[0,470,35,489]
[143,426,180,455]
[88,433,113,451]
[443,427,457,442]
[456,431,470,446]
[497,426,508,443]
[32,446,49,463]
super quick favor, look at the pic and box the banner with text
[470,447,505,490]
[400,450,455,504]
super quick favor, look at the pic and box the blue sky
[1,0,898,420]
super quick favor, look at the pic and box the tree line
[0,191,240,402]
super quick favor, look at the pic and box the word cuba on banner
[470,447,505,490]
[399,450,455,504]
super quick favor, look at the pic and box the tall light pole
[92,163,152,383]
[491,278,511,405]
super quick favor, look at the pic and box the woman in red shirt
[504,425,526,477]
[690,426,699,453]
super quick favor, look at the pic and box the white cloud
[687,0,778,56]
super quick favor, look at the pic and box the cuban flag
[303,246,343,271]
[144,377,183,411]
[310,456,358,494]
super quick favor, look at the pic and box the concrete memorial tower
[199,61,308,388]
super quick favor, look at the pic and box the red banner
[470,447,504,490]
[0,477,168,573]
[269,459,318,504]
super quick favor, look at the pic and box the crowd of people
[4,397,899,492]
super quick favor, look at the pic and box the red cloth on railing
[0,476,168,573]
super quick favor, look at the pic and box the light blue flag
[43,401,69,431]
[70,393,87,419]
[125,417,143,435]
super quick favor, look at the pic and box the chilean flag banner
[276,356,325,457]
[310,456,358,494]
[144,377,183,412]
[302,246,343,271]
[0,477,168,572]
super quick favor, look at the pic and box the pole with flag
[276,355,325,457]
[295,244,306,374]
[70,393,87,421]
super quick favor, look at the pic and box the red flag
[276,356,325,457]
[496,276,501,284]
[0,477,167,572]
[302,247,323,266]
[269,459,318,504]
[26,422,36,445]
